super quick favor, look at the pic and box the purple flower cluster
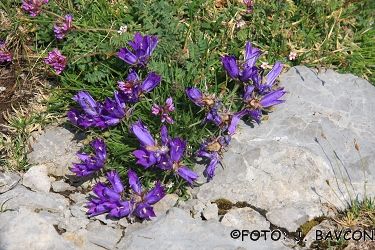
[67,90,134,130]
[130,119,198,185]
[87,170,165,219]
[186,87,244,135]
[44,48,67,74]
[54,14,73,39]
[22,0,49,16]
[117,32,158,68]
[241,85,286,124]
[221,42,262,83]
[0,41,12,63]
[221,42,286,124]
[71,138,107,176]
[117,69,162,103]
[186,42,286,181]
[152,97,175,124]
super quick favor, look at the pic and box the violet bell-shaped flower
[0,41,12,63]
[87,171,132,218]
[185,87,219,110]
[22,0,49,16]
[152,97,174,124]
[100,91,135,127]
[196,135,231,181]
[67,91,104,129]
[54,14,73,39]
[221,42,262,82]
[67,91,134,130]
[44,48,67,74]
[205,102,247,135]
[118,69,161,103]
[242,85,286,124]
[71,138,107,176]
[252,61,284,95]
[158,137,199,185]
[117,32,158,68]
[130,119,169,168]
[128,169,166,218]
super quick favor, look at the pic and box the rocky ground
[1,66,375,249]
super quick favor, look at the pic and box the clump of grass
[310,135,375,249]
[0,102,55,170]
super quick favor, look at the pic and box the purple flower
[87,171,132,218]
[241,85,286,124]
[243,42,262,68]
[196,136,231,181]
[185,87,219,109]
[44,48,67,74]
[196,150,220,180]
[87,182,119,217]
[117,32,158,68]
[130,119,156,147]
[72,91,102,117]
[67,91,134,129]
[205,102,247,135]
[22,0,49,16]
[118,69,162,103]
[130,119,169,168]
[128,169,166,219]
[71,138,107,176]
[158,137,199,185]
[221,56,239,79]
[221,42,261,82]
[66,107,87,127]
[67,91,104,129]
[152,97,175,124]
[54,14,73,39]
[100,91,135,127]
[0,41,12,63]
[253,62,284,95]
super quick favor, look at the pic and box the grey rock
[0,185,69,215]
[221,207,270,231]
[64,229,106,250]
[191,66,375,232]
[118,217,130,228]
[27,124,86,180]
[93,213,120,227]
[266,202,323,232]
[0,208,78,250]
[202,202,219,220]
[58,217,90,232]
[0,172,20,194]
[70,192,87,204]
[56,220,124,250]
[192,199,206,219]
[117,207,288,249]
[22,164,52,193]
[86,221,123,249]
[153,193,178,212]
[70,205,89,220]
[38,210,63,225]
[52,180,76,192]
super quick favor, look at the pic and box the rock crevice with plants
[0,0,374,249]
